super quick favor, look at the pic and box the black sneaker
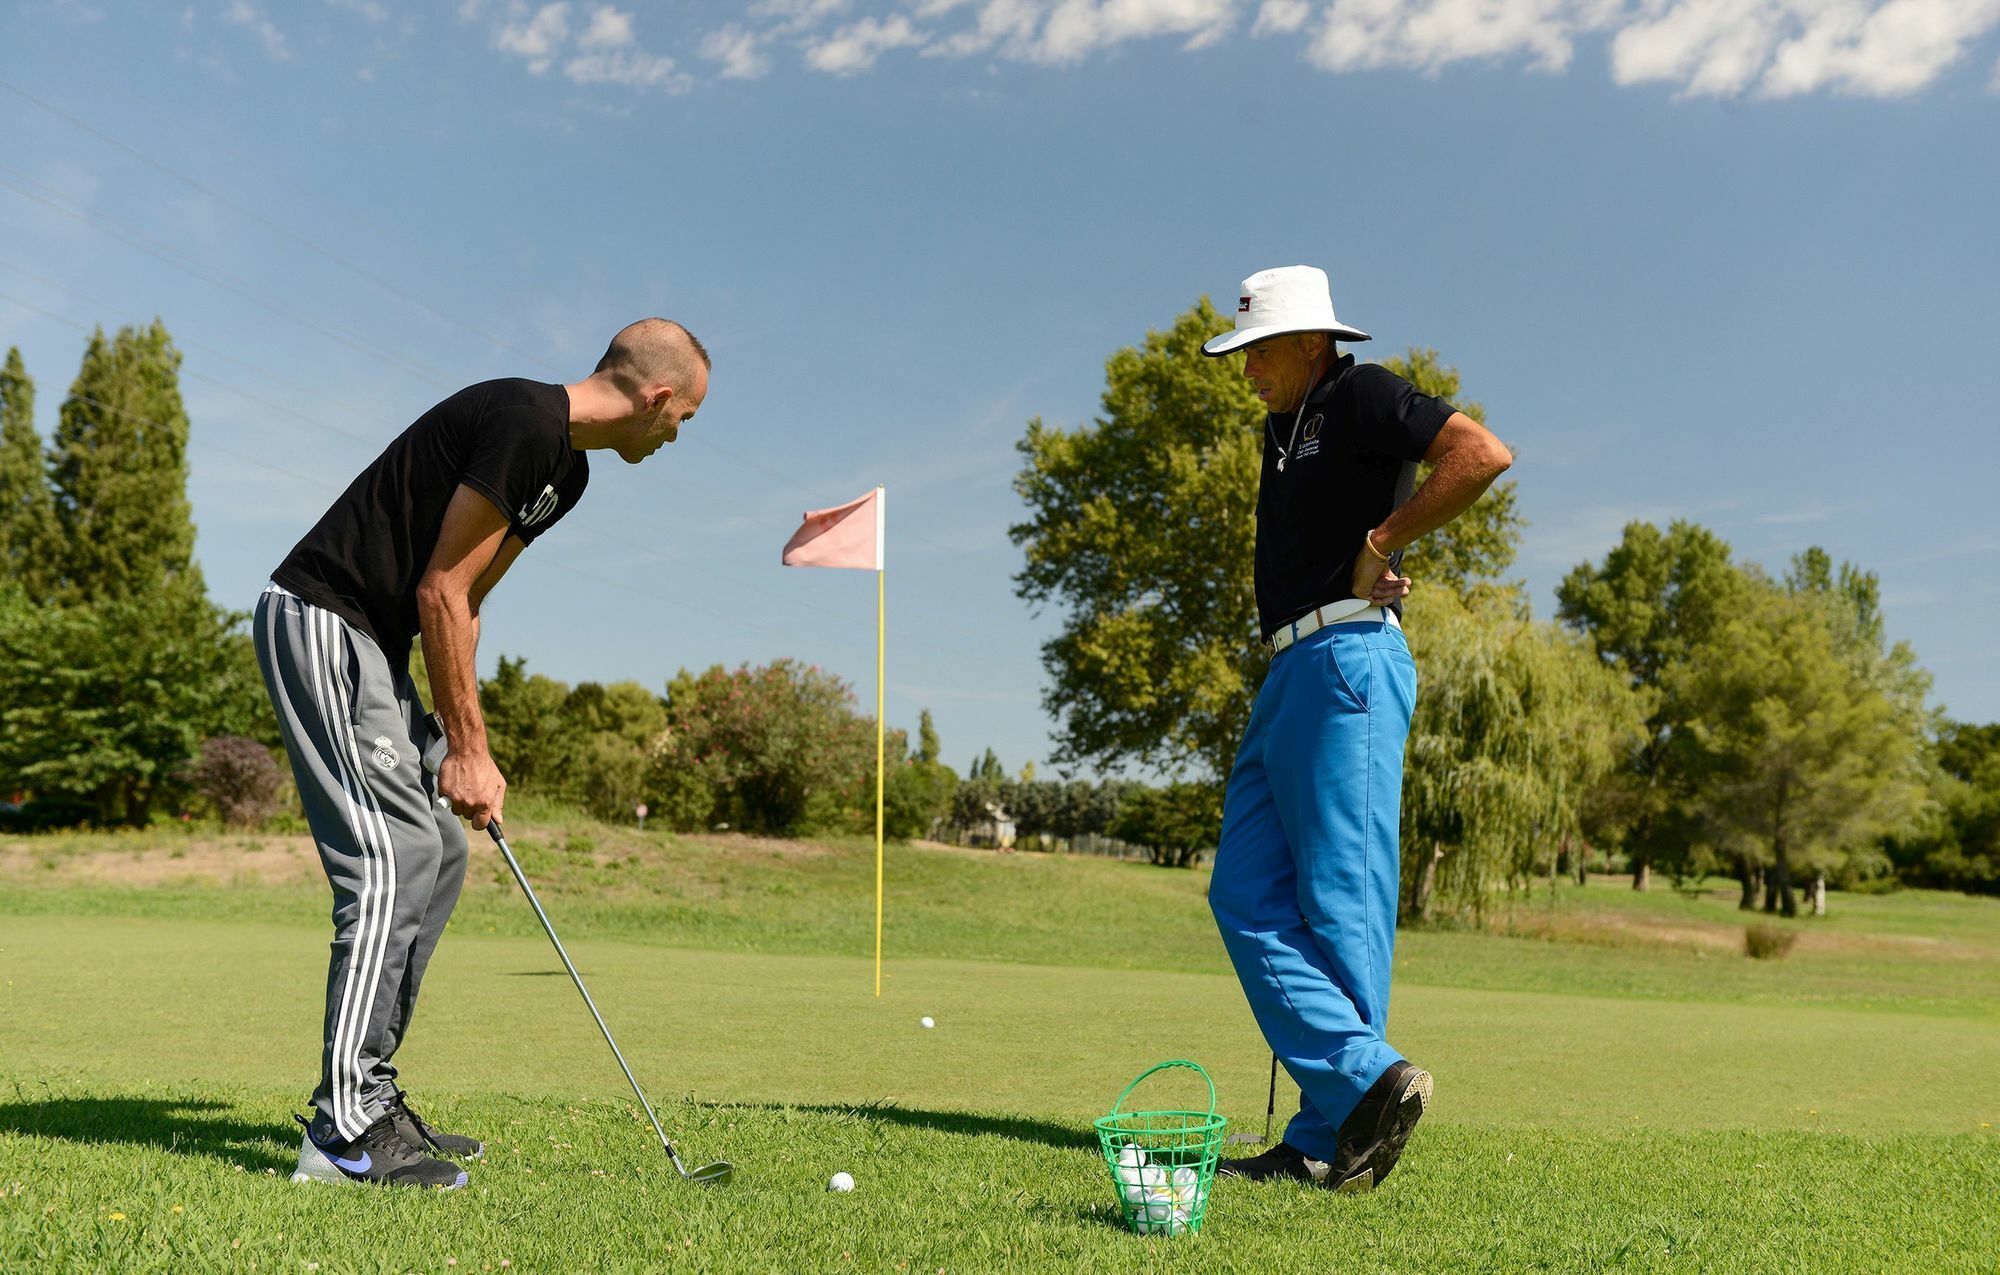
[291,1114,470,1189]
[385,1090,485,1160]
[1216,1141,1331,1184]
[1328,1061,1434,1192]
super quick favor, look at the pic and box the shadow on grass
[0,1094,297,1173]
[751,1100,1092,1151]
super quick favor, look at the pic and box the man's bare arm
[416,484,513,827]
[1351,412,1514,599]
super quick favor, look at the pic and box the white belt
[1266,600,1399,652]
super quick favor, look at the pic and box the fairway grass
[4,827,1999,1271]
[6,1087,1994,1273]
[4,918,1998,1271]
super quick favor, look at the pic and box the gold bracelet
[1365,532,1392,562]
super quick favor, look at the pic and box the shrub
[1744,922,1798,960]
[188,735,283,828]
[647,660,872,836]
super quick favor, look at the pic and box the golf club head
[686,1160,734,1186]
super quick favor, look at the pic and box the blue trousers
[1209,618,1417,1162]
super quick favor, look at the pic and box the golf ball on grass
[828,1172,855,1192]
[920,1016,935,1029]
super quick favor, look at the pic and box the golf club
[422,720,729,1185]
[480,816,733,1185]
[1226,1052,1280,1145]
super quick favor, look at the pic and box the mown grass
[6,1087,1994,1273]
[3,816,1998,1271]
[7,819,1999,1019]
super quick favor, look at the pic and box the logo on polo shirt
[1295,414,1324,463]
[517,484,558,528]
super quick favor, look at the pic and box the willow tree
[1399,585,1652,922]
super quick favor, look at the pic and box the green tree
[648,659,872,836]
[1112,781,1223,868]
[479,655,572,792]
[1400,586,1651,921]
[0,574,266,825]
[916,709,942,764]
[1886,720,2000,894]
[1556,520,1748,889]
[1673,572,1929,916]
[46,322,198,602]
[1013,301,1521,783]
[1,347,58,598]
[1376,348,1523,593]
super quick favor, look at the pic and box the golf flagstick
[777,485,887,996]
[482,817,733,1185]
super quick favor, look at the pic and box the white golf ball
[919,1016,935,1029]
[828,1171,855,1193]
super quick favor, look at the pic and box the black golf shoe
[386,1090,485,1160]
[1328,1061,1434,1192]
[291,1113,470,1189]
[1216,1141,1331,1185]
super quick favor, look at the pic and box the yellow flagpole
[874,562,885,997]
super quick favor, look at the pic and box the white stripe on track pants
[253,587,469,1142]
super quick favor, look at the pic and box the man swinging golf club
[1204,267,1512,1191]
[256,319,709,1189]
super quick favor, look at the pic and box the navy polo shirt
[1254,353,1455,638]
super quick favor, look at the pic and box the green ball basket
[1093,1060,1226,1236]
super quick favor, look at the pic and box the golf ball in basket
[828,1172,855,1193]
[920,1016,935,1029]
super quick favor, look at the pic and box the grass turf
[3,821,1998,1271]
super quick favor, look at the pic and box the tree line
[1011,299,1998,917]
[4,314,1993,916]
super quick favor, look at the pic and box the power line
[0,167,456,389]
[0,74,994,565]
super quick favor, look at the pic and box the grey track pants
[253,585,468,1142]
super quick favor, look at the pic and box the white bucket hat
[1201,265,1370,356]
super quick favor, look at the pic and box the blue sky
[4,0,1998,779]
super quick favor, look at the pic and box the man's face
[621,366,708,464]
[1240,333,1326,415]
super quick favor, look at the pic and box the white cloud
[1761,0,2000,97]
[223,0,292,61]
[479,1,688,89]
[702,24,773,78]
[466,0,2000,97]
[1252,0,1312,35]
[327,0,391,21]
[565,46,692,89]
[808,15,926,72]
[577,3,634,49]
[494,2,569,74]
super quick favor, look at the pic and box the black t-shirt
[273,379,588,666]
[1254,354,1453,638]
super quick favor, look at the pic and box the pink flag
[781,487,884,570]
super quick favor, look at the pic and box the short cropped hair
[593,318,710,394]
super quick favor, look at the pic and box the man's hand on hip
[439,750,506,829]
[1351,554,1414,605]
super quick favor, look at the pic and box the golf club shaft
[1264,1052,1277,1141]
[485,819,690,1174]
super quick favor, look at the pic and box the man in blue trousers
[1205,266,1512,1192]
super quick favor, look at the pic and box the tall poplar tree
[0,347,57,598]
[47,321,198,602]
